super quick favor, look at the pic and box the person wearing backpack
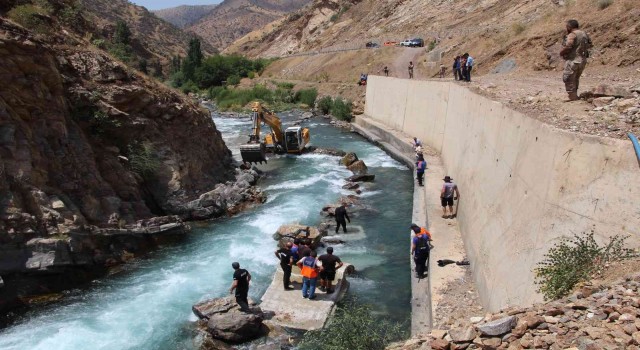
[411,225,431,278]
[416,155,427,186]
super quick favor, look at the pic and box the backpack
[415,235,430,256]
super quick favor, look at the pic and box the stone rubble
[388,272,640,350]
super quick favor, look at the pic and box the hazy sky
[130,0,221,11]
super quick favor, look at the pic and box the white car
[399,39,412,47]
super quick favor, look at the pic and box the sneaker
[284,286,294,290]
[309,295,316,300]
[303,295,309,298]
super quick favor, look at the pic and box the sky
[130,0,221,11]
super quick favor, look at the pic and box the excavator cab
[284,127,310,154]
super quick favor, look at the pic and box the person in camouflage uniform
[559,19,592,101]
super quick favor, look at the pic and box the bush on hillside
[534,229,637,301]
[128,142,161,181]
[317,96,333,115]
[226,75,241,86]
[299,299,406,350]
[597,0,613,9]
[512,23,526,35]
[331,97,353,121]
[294,88,318,107]
[180,80,199,94]
[7,4,51,33]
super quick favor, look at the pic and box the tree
[182,37,203,81]
[171,55,182,74]
[151,59,163,78]
[138,58,148,74]
[114,20,131,46]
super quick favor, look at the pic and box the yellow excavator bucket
[240,142,267,164]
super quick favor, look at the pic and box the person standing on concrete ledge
[441,176,460,218]
[229,262,252,312]
[411,225,431,278]
[275,242,294,290]
[416,155,427,186]
[297,250,320,299]
[408,61,414,79]
[411,137,422,149]
[318,247,343,294]
[335,203,350,233]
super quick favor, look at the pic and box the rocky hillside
[78,0,215,58]
[0,2,266,314]
[389,266,640,350]
[153,4,218,29]
[186,0,312,50]
[230,0,640,74]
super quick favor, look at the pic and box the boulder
[477,315,517,336]
[592,96,615,107]
[308,146,346,157]
[347,160,368,175]
[273,224,324,248]
[192,296,265,344]
[341,152,359,166]
[207,311,264,343]
[342,182,360,190]
[588,84,633,99]
[347,174,375,182]
[430,338,450,350]
[449,327,476,342]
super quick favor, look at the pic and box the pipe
[629,133,640,169]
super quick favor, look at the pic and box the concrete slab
[260,264,353,331]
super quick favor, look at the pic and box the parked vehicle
[400,38,425,47]
[383,41,398,46]
[365,41,379,48]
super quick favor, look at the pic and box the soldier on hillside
[559,19,592,101]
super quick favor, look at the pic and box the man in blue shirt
[464,53,474,82]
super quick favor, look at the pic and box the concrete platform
[260,264,353,330]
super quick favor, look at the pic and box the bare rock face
[192,296,266,344]
[341,152,359,166]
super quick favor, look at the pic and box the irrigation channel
[0,112,413,349]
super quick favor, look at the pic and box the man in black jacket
[275,242,294,290]
[334,204,350,233]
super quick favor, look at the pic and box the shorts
[320,270,336,281]
[441,197,453,207]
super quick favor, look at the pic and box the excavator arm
[241,102,283,163]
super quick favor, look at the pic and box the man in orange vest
[297,250,320,299]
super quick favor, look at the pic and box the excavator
[240,102,311,164]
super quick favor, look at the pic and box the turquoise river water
[0,113,413,349]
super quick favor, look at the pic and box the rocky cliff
[0,14,259,313]
[153,4,219,29]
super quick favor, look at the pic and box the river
[0,112,413,349]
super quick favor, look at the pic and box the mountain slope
[186,0,312,50]
[79,0,215,60]
[153,4,218,29]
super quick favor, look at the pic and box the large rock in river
[347,174,375,182]
[341,152,359,166]
[273,224,325,248]
[192,296,265,344]
[347,160,368,175]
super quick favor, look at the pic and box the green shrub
[597,0,613,9]
[331,97,353,121]
[109,43,133,63]
[7,4,51,33]
[428,40,436,51]
[90,111,121,135]
[127,142,161,180]
[512,23,527,35]
[226,75,241,86]
[534,229,637,301]
[299,299,406,350]
[92,38,106,49]
[170,71,185,88]
[180,80,199,94]
[208,86,227,100]
[317,96,333,114]
[274,88,294,103]
[58,3,84,30]
[276,82,295,90]
[319,72,330,82]
[294,88,318,107]
[247,71,256,79]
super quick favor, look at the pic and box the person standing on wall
[275,242,294,290]
[464,53,474,82]
[411,225,431,278]
[560,19,592,101]
[453,56,461,80]
[229,262,252,312]
[383,66,390,77]
[441,176,460,218]
[459,55,467,83]
[416,154,427,187]
[334,203,350,233]
[408,61,414,79]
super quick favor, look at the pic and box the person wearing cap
[410,224,432,278]
[229,262,252,312]
[441,176,460,218]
